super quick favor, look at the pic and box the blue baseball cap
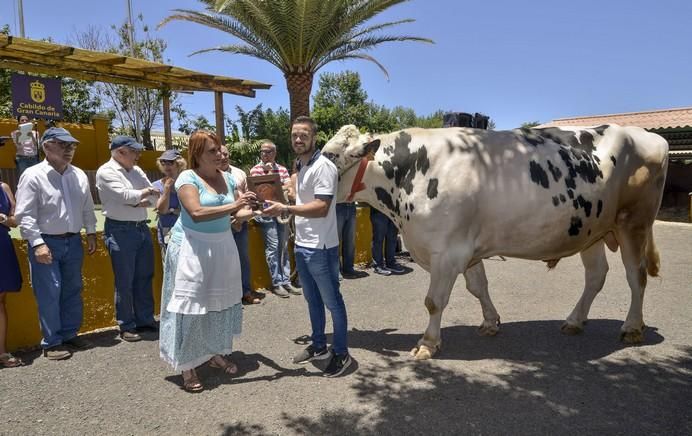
[159,149,181,161]
[40,127,79,145]
[110,136,144,151]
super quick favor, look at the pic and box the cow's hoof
[478,321,499,336]
[410,345,435,360]
[560,322,584,336]
[620,329,644,344]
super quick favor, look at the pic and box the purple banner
[11,73,63,120]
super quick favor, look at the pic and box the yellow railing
[5,208,374,351]
[1,117,167,173]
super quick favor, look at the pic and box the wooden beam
[137,65,172,73]
[163,92,173,150]
[182,74,213,82]
[0,48,147,79]
[92,55,128,66]
[0,60,166,90]
[0,58,256,97]
[215,91,225,144]
[44,46,75,57]
[0,35,11,48]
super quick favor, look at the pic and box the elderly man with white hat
[14,127,97,360]
[96,136,160,343]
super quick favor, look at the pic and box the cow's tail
[645,227,660,277]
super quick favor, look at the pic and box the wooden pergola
[0,35,271,146]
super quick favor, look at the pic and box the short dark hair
[292,116,317,135]
[17,114,29,122]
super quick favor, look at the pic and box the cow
[321,124,668,360]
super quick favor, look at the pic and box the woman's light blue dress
[159,170,243,372]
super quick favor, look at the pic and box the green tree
[228,104,292,168]
[1,25,104,123]
[176,111,215,135]
[71,19,182,149]
[520,121,541,129]
[312,70,370,141]
[0,25,11,119]
[310,70,444,141]
[160,0,432,120]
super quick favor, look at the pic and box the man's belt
[105,217,150,226]
[44,232,79,238]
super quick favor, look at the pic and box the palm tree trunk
[285,72,313,122]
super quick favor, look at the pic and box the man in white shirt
[15,127,97,360]
[263,116,352,377]
[96,136,160,343]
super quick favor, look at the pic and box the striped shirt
[249,162,290,184]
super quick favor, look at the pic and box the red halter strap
[346,157,369,202]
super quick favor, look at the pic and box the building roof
[540,107,692,130]
[0,35,271,97]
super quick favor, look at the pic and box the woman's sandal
[242,294,260,305]
[0,352,23,368]
[209,355,238,376]
[181,369,204,392]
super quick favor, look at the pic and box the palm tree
[159,0,432,121]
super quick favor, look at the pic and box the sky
[2,0,692,130]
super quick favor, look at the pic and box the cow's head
[322,125,381,201]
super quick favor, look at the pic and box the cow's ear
[358,139,380,158]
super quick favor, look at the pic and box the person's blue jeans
[15,155,39,179]
[28,234,84,349]
[104,218,155,332]
[370,208,397,268]
[232,221,252,296]
[336,203,356,274]
[256,217,291,287]
[294,245,348,355]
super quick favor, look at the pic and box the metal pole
[17,0,25,37]
[126,0,141,142]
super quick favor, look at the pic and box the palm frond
[316,52,390,80]
[189,44,284,69]
[347,18,416,40]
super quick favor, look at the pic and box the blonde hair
[156,157,188,173]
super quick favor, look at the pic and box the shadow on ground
[220,321,691,435]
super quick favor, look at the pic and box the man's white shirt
[15,160,97,247]
[96,158,153,222]
[295,153,339,249]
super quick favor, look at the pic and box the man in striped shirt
[250,141,299,298]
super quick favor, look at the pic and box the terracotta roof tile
[539,107,692,129]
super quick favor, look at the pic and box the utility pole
[17,0,25,37]
[126,0,141,142]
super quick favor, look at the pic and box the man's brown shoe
[43,346,72,361]
[64,336,91,350]
[119,330,142,342]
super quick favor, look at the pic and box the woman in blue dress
[159,130,257,392]
[0,177,23,367]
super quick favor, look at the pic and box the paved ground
[1,221,691,435]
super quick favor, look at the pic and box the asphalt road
[1,221,691,435]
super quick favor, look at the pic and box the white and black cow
[322,124,668,360]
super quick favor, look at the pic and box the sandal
[209,355,238,376]
[0,352,23,368]
[181,369,204,392]
[242,294,261,305]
